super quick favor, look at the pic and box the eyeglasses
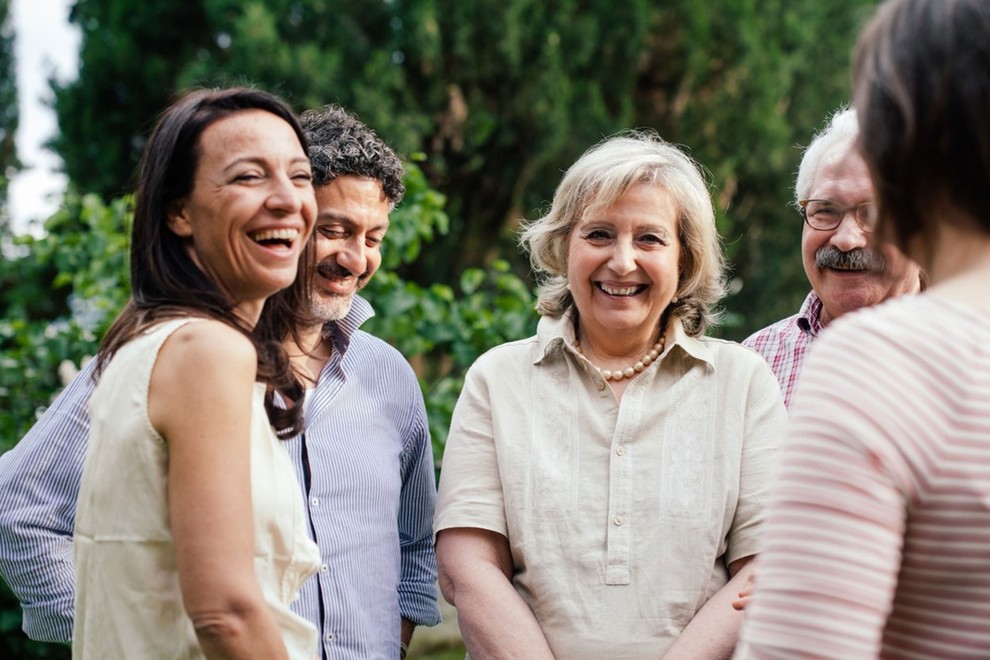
[798,199,877,233]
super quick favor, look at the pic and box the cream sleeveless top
[73,319,320,658]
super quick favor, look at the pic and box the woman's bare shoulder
[153,319,258,392]
[165,319,256,363]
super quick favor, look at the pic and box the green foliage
[51,0,214,197]
[49,0,882,341]
[0,164,533,459]
[363,159,538,456]
[0,580,70,658]
[408,645,466,660]
[365,257,537,457]
[632,0,882,336]
[0,193,128,655]
[54,0,650,277]
[0,194,131,451]
[0,0,17,221]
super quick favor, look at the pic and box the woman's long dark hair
[96,86,314,437]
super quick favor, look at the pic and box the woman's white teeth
[600,284,641,296]
[250,228,299,244]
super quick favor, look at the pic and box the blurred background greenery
[0,0,880,655]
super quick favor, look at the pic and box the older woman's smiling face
[567,182,681,349]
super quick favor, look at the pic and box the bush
[364,160,538,453]
[0,193,131,449]
[0,193,124,657]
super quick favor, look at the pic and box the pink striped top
[736,294,990,659]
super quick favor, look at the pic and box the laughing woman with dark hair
[737,1,990,657]
[72,87,319,659]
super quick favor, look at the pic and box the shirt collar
[534,308,715,368]
[320,295,375,355]
[796,290,824,337]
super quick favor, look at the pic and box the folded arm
[663,556,755,659]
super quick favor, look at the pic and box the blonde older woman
[435,131,786,659]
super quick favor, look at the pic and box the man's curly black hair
[299,104,405,207]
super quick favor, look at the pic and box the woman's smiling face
[167,109,316,321]
[566,182,681,347]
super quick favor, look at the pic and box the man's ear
[167,199,194,238]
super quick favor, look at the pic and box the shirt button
[325,632,334,642]
[320,564,329,573]
[311,497,319,506]
[614,515,624,526]
[596,380,606,391]
[616,446,625,456]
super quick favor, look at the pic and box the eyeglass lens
[802,199,876,231]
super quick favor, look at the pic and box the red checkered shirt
[742,291,823,411]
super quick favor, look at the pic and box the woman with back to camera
[435,130,787,658]
[72,87,320,658]
[736,0,990,657]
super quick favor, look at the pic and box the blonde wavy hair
[519,130,726,337]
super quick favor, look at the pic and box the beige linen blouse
[73,319,320,658]
[436,311,786,658]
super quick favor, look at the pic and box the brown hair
[96,86,313,437]
[854,0,990,257]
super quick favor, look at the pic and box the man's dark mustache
[815,246,885,273]
[316,261,371,283]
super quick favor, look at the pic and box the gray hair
[795,107,859,204]
[519,130,726,337]
[299,104,405,208]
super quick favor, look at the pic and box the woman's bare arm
[662,555,756,660]
[151,321,287,659]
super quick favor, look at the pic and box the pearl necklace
[574,336,666,381]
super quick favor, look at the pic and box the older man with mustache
[744,108,923,409]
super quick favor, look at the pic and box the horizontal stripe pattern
[737,295,990,659]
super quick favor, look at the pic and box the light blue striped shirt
[0,296,441,657]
